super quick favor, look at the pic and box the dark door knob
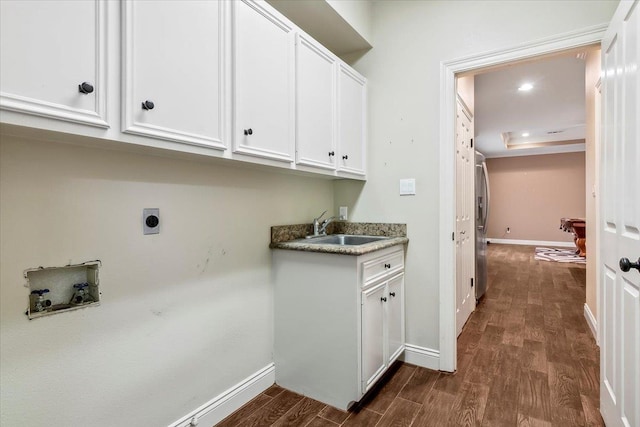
[380,297,387,302]
[328,151,335,156]
[342,155,348,160]
[78,82,94,94]
[389,292,396,297]
[384,263,391,268]
[142,100,155,110]
[244,128,253,136]
[620,257,640,273]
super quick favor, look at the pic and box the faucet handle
[314,210,327,222]
[322,216,336,225]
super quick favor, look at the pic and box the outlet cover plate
[143,208,160,235]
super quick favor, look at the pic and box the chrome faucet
[309,210,336,238]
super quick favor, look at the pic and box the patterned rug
[535,247,586,264]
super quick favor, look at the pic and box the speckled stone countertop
[270,222,408,255]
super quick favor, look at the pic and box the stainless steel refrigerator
[475,151,490,301]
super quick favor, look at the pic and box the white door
[233,0,295,162]
[361,283,385,393]
[122,0,225,149]
[387,274,405,364]
[337,64,367,176]
[599,2,640,426]
[455,98,475,336]
[296,34,337,170]
[0,0,108,127]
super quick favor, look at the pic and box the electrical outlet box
[25,260,101,319]
[143,208,160,235]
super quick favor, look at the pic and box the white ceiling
[474,53,588,158]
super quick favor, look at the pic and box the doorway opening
[438,24,608,372]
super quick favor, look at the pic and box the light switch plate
[399,179,416,196]
[339,206,348,220]
[143,208,160,235]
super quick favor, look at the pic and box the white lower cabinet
[273,245,405,410]
[361,273,405,393]
[361,282,386,391]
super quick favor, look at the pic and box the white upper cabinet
[295,34,337,170]
[233,0,295,162]
[337,64,366,176]
[0,0,367,179]
[122,0,226,149]
[0,0,108,128]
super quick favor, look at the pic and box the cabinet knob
[244,128,253,136]
[620,257,640,273]
[328,151,335,157]
[380,297,387,302]
[342,155,349,160]
[384,263,391,269]
[390,292,396,297]
[78,82,94,94]
[142,100,155,110]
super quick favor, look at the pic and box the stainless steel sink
[304,234,389,246]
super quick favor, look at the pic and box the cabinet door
[296,34,336,170]
[234,0,294,162]
[387,274,405,364]
[337,64,366,175]
[122,0,225,149]
[361,283,386,393]
[0,0,108,127]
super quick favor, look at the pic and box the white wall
[326,0,373,44]
[0,135,333,426]
[336,0,618,352]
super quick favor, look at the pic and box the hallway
[217,244,601,426]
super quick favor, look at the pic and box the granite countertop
[269,222,408,256]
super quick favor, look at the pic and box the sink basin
[305,234,389,246]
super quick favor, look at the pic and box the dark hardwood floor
[216,244,601,426]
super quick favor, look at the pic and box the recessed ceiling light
[522,132,530,137]
[518,83,534,92]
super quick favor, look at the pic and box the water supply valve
[70,282,92,305]
[31,289,52,312]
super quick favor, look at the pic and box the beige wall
[485,152,586,242]
[0,135,333,426]
[585,49,601,322]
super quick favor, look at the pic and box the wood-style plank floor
[216,244,601,426]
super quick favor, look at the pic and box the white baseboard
[584,303,599,345]
[401,344,440,371]
[168,363,275,427]
[487,238,575,248]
